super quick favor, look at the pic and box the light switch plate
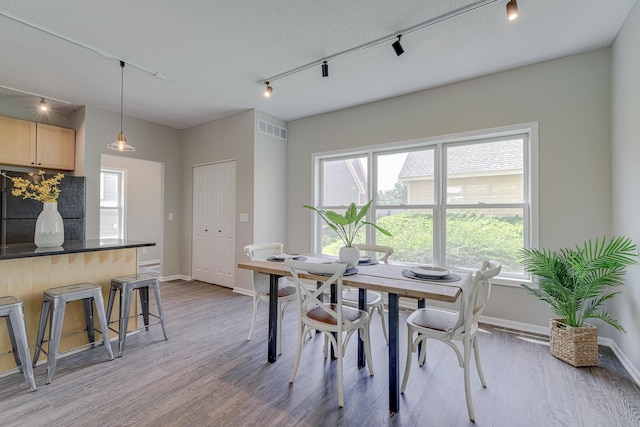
[239,213,249,222]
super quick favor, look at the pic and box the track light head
[39,98,48,111]
[264,82,273,98]
[506,0,518,21]
[321,61,329,78]
[392,35,404,56]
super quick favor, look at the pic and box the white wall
[287,49,612,329]
[611,1,640,375]
[101,154,163,265]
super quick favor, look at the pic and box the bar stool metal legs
[106,273,168,357]
[0,296,36,391]
[32,283,114,384]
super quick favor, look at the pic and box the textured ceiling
[0,0,636,129]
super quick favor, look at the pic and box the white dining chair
[243,243,296,355]
[285,259,375,408]
[400,260,501,422]
[341,244,394,344]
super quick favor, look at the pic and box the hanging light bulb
[106,61,136,152]
[264,82,273,98]
[506,0,519,21]
[39,98,48,111]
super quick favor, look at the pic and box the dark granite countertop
[0,239,155,261]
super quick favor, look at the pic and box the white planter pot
[339,246,360,269]
[34,201,64,248]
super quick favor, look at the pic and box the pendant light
[106,61,136,152]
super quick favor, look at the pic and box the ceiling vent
[258,119,287,140]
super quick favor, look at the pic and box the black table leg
[357,288,366,368]
[388,293,400,413]
[267,274,279,363]
[330,283,337,360]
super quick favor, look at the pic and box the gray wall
[180,109,255,290]
[253,110,288,246]
[612,1,640,376]
[81,106,182,277]
[287,48,612,331]
[101,154,163,264]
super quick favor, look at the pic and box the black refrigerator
[0,171,85,245]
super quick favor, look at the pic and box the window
[100,169,125,239]
[311,124,537,280]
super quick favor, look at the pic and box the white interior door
[192,161,236,287]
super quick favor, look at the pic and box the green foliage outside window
[321,211,523,273]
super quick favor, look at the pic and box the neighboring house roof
[399,140,523,178]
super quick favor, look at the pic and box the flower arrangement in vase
[1,170,65,247]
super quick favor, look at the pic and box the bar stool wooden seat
[0,296,36,391]
[106,273,168,357]
[32,283,114,384]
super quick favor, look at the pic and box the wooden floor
[1,279,639,426]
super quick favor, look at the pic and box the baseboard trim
[233,287,253,297]
[138,259,160,266]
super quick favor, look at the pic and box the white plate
[359,255,372,261]
[410,266,451,278]
[271,253,295,260]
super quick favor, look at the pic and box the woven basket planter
[549,319,598,367]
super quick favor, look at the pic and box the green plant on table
[518,236,638,332]
[303,200,392,247]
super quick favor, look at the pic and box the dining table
[237,256,470,414]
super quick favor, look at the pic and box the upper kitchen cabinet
[35,123,76,170]
[0,116,75,171]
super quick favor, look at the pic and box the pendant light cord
[120,61,125,133]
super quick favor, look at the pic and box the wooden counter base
[0,248,138,373]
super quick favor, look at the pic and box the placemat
[402,269,461,282]
[266,255,307,262]
[358,259,379,266]
[310,267,358,276]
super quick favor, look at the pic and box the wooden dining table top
[237,259,464,303]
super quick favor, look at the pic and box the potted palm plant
[518,235,638,367]
[303,200,392,267]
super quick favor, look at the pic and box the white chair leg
[463,340,475,422]
[377,304,389,345]
[247,296,259,340]
[289,323,306,383]
[473,337,487,387]
[361,326,375,376]
[337,333,344,407]
[401,326,414,393]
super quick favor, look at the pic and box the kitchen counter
[0,239,155,374]
[0,239,155,260]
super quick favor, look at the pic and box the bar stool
[32,283,114,384]
[106,273,168,357]
[0,296,36,391]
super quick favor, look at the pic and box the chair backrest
[354,244,394,262]
[243,242,284,261]
[460,260,501,334]
[244,243,284,295]
[285,259,352,332]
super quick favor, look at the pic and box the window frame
[309,123,539,287]
[99,168,126,240]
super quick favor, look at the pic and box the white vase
[339,246,360,269]
[34,201,64,248]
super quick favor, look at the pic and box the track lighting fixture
[506,0,518,21]
[260,0,519,90]
[392,35,404,57]
[39,98,48,111]
[264,82,273,98]
[106,61,136,152]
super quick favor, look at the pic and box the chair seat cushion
[408,308,457,332]
[342,289,382,304]
[264,279,296,298]
[306,304,362,325]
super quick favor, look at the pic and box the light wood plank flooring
[0,279,639,426]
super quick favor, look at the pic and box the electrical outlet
[142,247,147,254]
